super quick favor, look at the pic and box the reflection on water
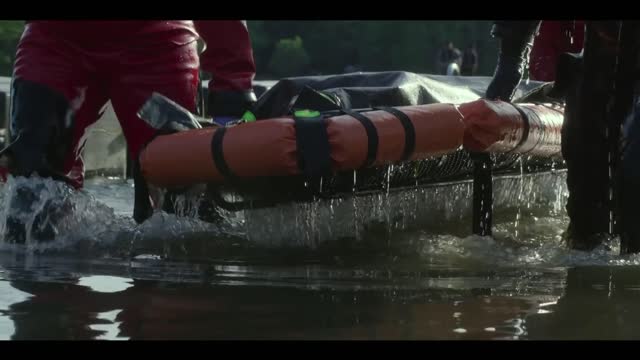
[0,261,558,340]
[0,253,637,340]
[2,254,640,339]
[90,310,128,341]
[2,172,640,339]
[78,276,134,293]
[0,280,31,340]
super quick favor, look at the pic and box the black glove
[207,89,257,125]
[547,51,583,101]
[485,21,542,102]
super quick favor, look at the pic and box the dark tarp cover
[252,71,553,119]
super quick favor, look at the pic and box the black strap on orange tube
[293,110,332,178]
[211,127,238,180]
[342,109,378,168]
[375,107,416,161]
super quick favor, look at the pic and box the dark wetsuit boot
[615,22,640,254]
[562,22,620,250]
[3,79,75,244]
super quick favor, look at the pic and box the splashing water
[0,176,131,252]
[0,176,226,258]
[1,170,639,269]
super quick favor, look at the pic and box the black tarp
[252,71,552,118]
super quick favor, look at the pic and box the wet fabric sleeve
[194,21,256,92]
[529,21,585,81]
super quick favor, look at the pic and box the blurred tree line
[0,20,498,78]
[0,21,22,76]
[249,20,498,78]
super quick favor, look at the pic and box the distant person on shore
[343,64,362,73]
[461,43,479,76]
[437,41,462,75]
[343,48,362,74]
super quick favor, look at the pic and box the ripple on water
[0,172,638,269]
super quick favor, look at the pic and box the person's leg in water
[613,22,640,254]
[562,21,619,250]
[109,21,257,224]
[485,21,618,250]
[105,32,202,223]
[4,24,109,244]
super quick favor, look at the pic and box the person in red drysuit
[11,20,256,188]
[528,21,585,82]
[3,20,257,243]
[485,21,630,252]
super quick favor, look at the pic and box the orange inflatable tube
[139,104,466,188]
[458,99,564,157]
[139,99,565,188]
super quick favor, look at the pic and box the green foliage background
[0,21,497,78]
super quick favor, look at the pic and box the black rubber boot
[562,22,620,251]
[3,79,75,244]
[615,21,640,254]
[620,102,640,253]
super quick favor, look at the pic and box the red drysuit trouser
[11,22,201,187]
